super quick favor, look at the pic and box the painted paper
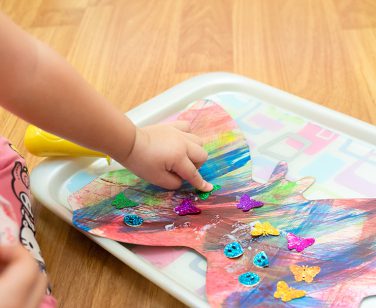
[70,100,376,307]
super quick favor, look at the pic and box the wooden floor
[0,0,375,307]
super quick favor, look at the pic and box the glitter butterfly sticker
[253,251,269,268]
[111,193,138,209]
[236,194,264,212]
[224,242,244,258]
[290,265,321,283]
[123,214,143,227]
[238,272,261,287]
[274,280,306,302]
[251,221,280,237]
[196,184,221,200]
[174,199,201,216]
[287,233,315,252]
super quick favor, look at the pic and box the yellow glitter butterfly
[274,281,306,302]
[251,221,280,237]
[290,265,321,283]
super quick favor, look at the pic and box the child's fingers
[0,245,44,307]
[170,121,191,132]
[157,172,182,190]
[26,271,48,308]
[174,158,212,191]
[187,142,208,166]
[183,132,203,146]
[0,245,38,284]
[193,161,204,170]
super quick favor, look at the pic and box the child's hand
[0,244,47,308]
[122,121,213,191]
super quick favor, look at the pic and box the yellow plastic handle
[24,125,110,163]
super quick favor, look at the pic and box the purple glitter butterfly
[236,194,264,212]
[174,199,201,216]
[286,233,315,252]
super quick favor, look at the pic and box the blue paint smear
[200,147,251,179]
[225,286,325,307]
[179,146,251,190]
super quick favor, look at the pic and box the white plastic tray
[31,73,376,307]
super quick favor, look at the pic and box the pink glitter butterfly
[286,233,315,252]
[236,194,264,212]
[174,199,201,216]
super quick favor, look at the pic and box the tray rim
[30,72,376,307]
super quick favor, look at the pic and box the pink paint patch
[131,246,187,268]
[287,123,338,155]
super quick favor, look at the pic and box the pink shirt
[0,136,56,308]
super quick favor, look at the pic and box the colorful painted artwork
[70,101,376,307]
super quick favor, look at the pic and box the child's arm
[0,12,212,191]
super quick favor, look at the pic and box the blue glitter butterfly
[253,251,269,268]
[224,242,244,258]
[123,214,143,227]
[238,272,261,287]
